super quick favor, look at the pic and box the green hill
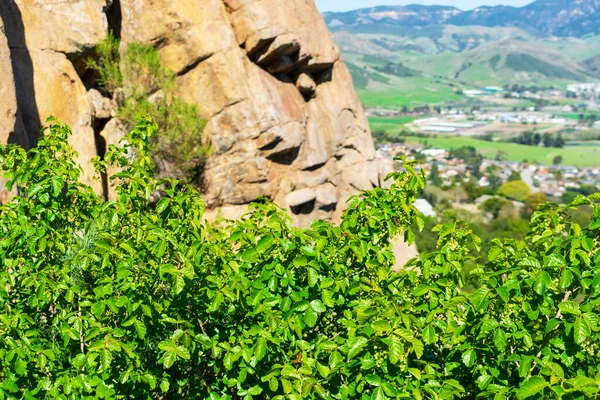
[331,25,599,109]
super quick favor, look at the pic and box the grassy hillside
[368,115,418,133]
[334,26,599,109]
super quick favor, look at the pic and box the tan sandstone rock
[30,50,102,192]
[0,1,107,194]
[0,18,18,145]
[119,0,375,226]
[1,0,378,227]
[0,0,108,54]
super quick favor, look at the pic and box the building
[415,199,436,217]
[421,125,457,133]
[421,148,447,158]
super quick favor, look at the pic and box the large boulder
[0,19,21,203]
[0,18,19,145]
[0,0,106,193]
[0,0,377,226]
[0,0,109,54]
[121,0,376,225]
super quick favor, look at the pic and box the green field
[405,135,600,167]
[368,115,418,133]
[357,77,463,108]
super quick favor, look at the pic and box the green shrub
[498,180,531,202]
[88,37,209,181]
[121,43,176,98]
[1,118,600,399]
[86,32,122,93]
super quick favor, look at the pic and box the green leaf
[322,289,335,308]
[364,374,381,386]
[316,362,330,378]
[293,255,307,267]
[521,257,541,268]
[422,325,435,345]
[51,177,64,196]
[304,307,318,328]
[91,301,106,319]
[310,300,326,313]
[462,349,476,368]
[269,377,278,392]
[155,198,171,214]
[559,270,574,289]
[0,380,18,393]
[388,336,402,364]
[471,287,490,312]
[558,301,580,315]
[134,319,147,339]
[494,329,507,351]
[517,376,547,399]
[256,235,274,252]
[254,337,267,361]
[100,348,112,370]
[307,267,318,287]
[347,336,368,360]
[574,317,590,345]
[162,351,177,369]
[533,271,551,295]
[407,368,421,380]
[160,379,170,393]
[242,248,257,263]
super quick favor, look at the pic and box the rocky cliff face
[0,0,380,225]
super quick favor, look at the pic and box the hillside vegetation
[1,117,600,399]
[327,2,600,110]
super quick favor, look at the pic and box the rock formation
[0,0,381,225]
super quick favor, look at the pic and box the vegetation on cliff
[0,118,599,399]
[87,34,210,181]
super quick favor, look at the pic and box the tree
[495,151,507,161]
[561,190,579,204]
[480,197,514,219]
[508,170,522,181]
[553,133,565,148]
[1,117,600,399]
[525,191,547,211]
[450,146,483,178]
[498,180,531,201]
[462,180,484,202]
[553,155,563,165]
[429,163,442,186]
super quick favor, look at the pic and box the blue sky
[316,0,532,12]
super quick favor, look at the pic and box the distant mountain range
[322,0,600,109]
[324,0,600,38]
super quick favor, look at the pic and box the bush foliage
[1,118,600,399]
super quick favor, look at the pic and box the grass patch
[368,115,418,133]
[405,135,600,167]
[505,53,582,80]
[357,77,463,109]
[88,35,210,181]
[346,61,390,89]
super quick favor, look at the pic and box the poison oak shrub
[0,118,599,399]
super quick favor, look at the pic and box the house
[421,125,456,133]
[415,199,436,217]
[421,148,447,158]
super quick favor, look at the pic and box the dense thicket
[0,118,599,399]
